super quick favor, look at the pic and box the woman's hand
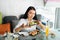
[34,20,45,30]
[21,24,30,28]
[15,24,30,32]
[21,24,26,28]
[15,24,26,32]
[34,20,41,25]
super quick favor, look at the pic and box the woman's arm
[14,19,26,32]
[38,22,45,30]
[36,20,45,30]
[15,24,25,32]
[15,27,23,32]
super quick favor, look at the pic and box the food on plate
[29,30,39,36]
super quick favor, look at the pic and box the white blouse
[14,19,37,32]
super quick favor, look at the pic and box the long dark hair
[23,6,37,20]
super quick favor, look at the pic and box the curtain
[54,8,60,29]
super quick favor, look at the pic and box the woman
[14,6,45,34]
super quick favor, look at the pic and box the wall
[48,0,60,2]
[36,0,60,28]
[0,0,44,18]
[0,0,60,28]
[45,0,60,28]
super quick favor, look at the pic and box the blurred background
[0,0,60,30]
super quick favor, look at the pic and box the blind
[54,8,60,29]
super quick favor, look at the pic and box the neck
[27,18,32,22]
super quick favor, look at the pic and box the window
[54,8,60,29]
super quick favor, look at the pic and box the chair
[3,16,18,33]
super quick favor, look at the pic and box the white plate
[18,32,29,36]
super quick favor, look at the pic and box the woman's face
[28,10,35,19]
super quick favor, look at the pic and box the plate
[18,32,29,36]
